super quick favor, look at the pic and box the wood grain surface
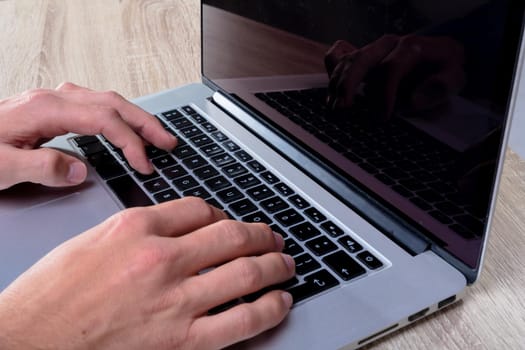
[1,1,524,349]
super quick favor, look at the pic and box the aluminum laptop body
[1,1,524,349]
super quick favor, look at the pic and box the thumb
[0,146,87,189]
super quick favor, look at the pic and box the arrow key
[323,250,366,281]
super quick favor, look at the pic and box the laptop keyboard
[72,104,385,307]
[255,88,486,239]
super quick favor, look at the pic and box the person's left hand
[0,82,177,190]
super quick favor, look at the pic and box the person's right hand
[0,197,295,350]
[324,35,466,120]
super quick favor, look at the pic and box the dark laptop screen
[202,1,524,269]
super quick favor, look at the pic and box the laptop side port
[438,295,457,309]
[408,307,429,322]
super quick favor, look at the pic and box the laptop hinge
[210,90,432,256]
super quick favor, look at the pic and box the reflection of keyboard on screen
[255,88,486,239]
[71,104,384,308]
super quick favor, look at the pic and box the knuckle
[237,257,263,289]
[102,90,125,105]
[56,81,75,90]
[184,196,217,220]
[219,220,251,249]
[109,207,153,233]
[236,305,261,337]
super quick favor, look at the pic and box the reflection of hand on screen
[324,35,466,120]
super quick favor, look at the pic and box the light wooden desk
[1,1,524,349]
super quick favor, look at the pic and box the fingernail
[281,291,293,309]
[274,232,285,251]
[67,162,87,184]
[281,254,295,272]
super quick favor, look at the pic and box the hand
[0,82,177,190]
[325,35,466,119]
[0,197,295,350]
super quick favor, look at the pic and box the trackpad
[0,180,120,290]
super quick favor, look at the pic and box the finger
[189,290,293,350]
[184,253,294,315]
[145,197,228,237]
[324,40,357,75]
[174,220,284,274]
[19,92,155,173]
[329,35,399,110]
[0,145,87,189]
[54,86,176,151]
[410,66,466,112]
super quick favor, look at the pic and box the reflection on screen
[203,0,524,268]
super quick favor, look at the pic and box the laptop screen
[202,0,524,269]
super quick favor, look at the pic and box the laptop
[1,0,524,348]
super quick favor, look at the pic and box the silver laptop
[1,1,524,348]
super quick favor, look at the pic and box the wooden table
[1,1,524,349]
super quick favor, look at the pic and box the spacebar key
[287,269,339,304]
[106,175,153,208]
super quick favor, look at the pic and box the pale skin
[0,83,295,349]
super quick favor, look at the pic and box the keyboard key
[183,155,208,169]
[172,145,197,159]
[274,209,304,227]
[152,155,176,169]
[194,165,219,180]
[162,165,188,180]
[222,163,248,178]
[162,109,183,120]
[243,211,272,225]
[287,269,339,303]
[274,183,294,196]
[304,207,326,223]
[323,251,366,281]
[180,126,202,138]
[204,176,231,192]
[173,175,199,191]
[201,143,224,157]
[289,194,310,209]
[223,140,240,152]
[357,251,383,270]
[247,185,274,201]
[106,175,153,208]
[206,198,224,210]
[189,113,207,123]
[154,189,180,203]
[321,221,344,237]
[144,178,169,194]
[190,134,214,147]
[260,171,280,184]
[261,196,289,213]
[229,199,257,216]
[270,224,287,238]
[211,153,236,167]
[72,135,99,147]
[337,236,363,254]
[289,222,321,241]
[95,161,127,180]
[247,160,265,173]
[145,146,167,159]
[234,150,253,162]
[294,253,321,275]
[234,174,261,189]
[305,236,338,256]
[283,238,304,256]
[169,117,193,130]
[211,131,228,142]
[201,121,217,132]
[182,105,197,114]
[217,187,244,203]
[183,186,211,200]
[134,170,160,182]
[79,140,106,156]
